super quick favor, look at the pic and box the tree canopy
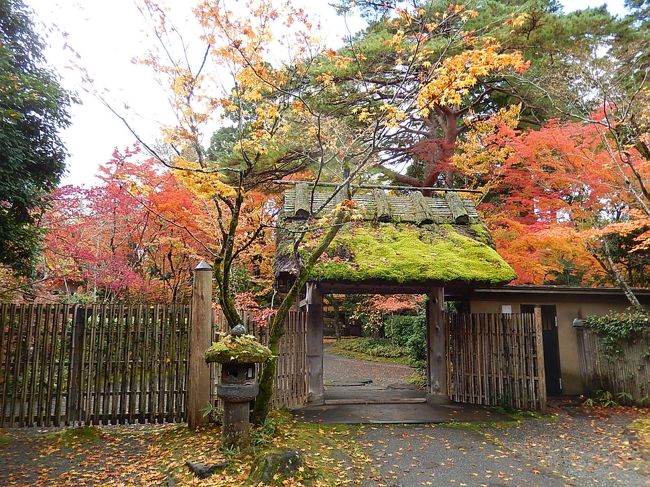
[0,0,71,275]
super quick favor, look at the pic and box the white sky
[23,0,628,186]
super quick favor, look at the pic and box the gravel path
[358,406,650,486]
[324,350,415,388]
[360,424,567,486]
[487,406,649,486]
[0,424,173,486]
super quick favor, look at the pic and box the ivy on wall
[585,308,650,356]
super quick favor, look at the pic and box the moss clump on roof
[205,334,273,364]
[468,223,495,247]
[307,223,515,285]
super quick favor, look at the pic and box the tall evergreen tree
[0,0,71,275]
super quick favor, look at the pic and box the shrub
[407,331,426,367]
[334,337,410,359]
[384,314,426,368]
[385,314,424,347]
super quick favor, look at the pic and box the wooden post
[69,306,86,425]
[533,306,547,412]
[188,261,213,429]
[305,283,324,404]
[426,287,449,405]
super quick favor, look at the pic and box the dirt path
[324,349,415,388]
[358,406,650,486]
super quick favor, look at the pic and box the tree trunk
[251,209,350,424]
[597,240,644,311]
[331,298,342,341]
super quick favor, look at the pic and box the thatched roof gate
[273,182,516,406]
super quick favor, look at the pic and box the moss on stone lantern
[205,333,273,365]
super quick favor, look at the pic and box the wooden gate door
[447,312,547,411]
[521,305,562,396]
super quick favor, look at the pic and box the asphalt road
[358,407,650,486]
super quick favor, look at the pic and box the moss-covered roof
[275,185,516,288]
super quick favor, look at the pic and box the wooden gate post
[188,261,213,429]
[426,287,449,405]
[304,283,324,404]
[533,306,547,411]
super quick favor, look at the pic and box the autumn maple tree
[56,0,646,422]
[451,112,649,305]
[113,0,395,422]
[41,148,216,302]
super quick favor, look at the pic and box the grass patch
[443,420,519,432]
[325,338,413,366]
[43,426,101,447]
[442,408,557,442]
[406,371,427,387]
[490,406,558,422]
[629,418,650,459]
[0,431,10,447]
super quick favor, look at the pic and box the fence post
[188,261,213,429]
[533,306,547,411]
[68,306,87,425]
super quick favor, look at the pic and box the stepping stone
[327,379,373,387]
[186,461,228,479]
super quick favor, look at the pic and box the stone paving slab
[294,401,510,424]
[324,386,426,403]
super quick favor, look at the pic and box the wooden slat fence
[447,312,546,410]
[577,327,650,403]
[0,303,190,427]
[1,303,308,427]
[210,309,308,411]
[1,303,73,427]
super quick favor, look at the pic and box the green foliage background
[0,0,72,274]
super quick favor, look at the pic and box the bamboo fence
[1,303,308,427]
[577,327,650,403]
[210,309,308,410]
[447,312,546,411]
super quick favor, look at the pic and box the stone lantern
[205,324,272,449]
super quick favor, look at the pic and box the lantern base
[222,400,251,449]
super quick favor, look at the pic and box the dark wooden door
[521,304,562,396]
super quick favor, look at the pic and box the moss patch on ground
[325,338,413,366]
[43,426,102,448]
[157,410,374,486]
[629,418,650,474]
[309,223,515,284]
[0,431,10,447]
[1,414,374,486]
[444,408,558,433]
